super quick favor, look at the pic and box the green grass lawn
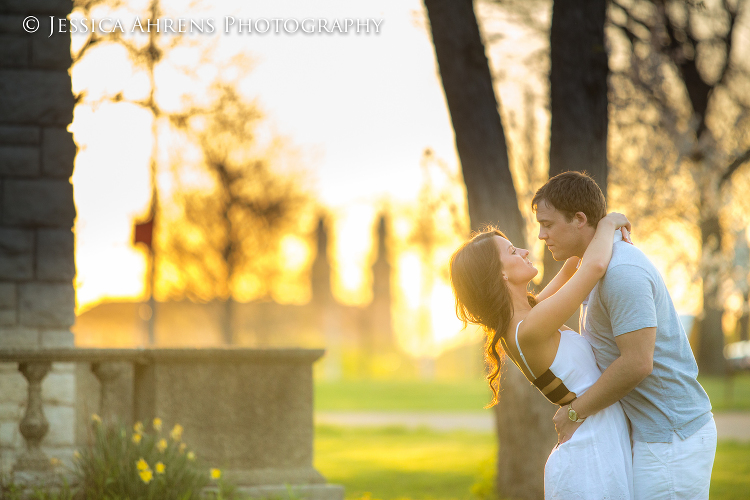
[314,425,750,500]
[709,441,750,499]
[314,376,750,499]
[698,373,750,411]
[314,379,491,412]
[314,426,495,500]
[315,373,750,412]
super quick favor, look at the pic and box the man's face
[535,200,585,260]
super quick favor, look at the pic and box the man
[532,171,716,499]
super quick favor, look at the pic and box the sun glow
[398,252,423,310]
[70,101,153,312]
[69,0,572,355]
[68,0,468,354]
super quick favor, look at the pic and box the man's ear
[574,212,588,229]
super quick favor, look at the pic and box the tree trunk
[424,0,526,241]
[542,0,609,289]
[739,292,749,342]
[652,1,728,375]
[698,213,726,374]
[424,1,555,497]
[221,297,235,345]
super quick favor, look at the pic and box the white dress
[514,322,634,499]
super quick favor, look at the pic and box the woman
[449,213,633,500]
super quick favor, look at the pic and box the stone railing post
[91,362,124,425]
[15,361,52,472]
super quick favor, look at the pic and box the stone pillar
[310,217,342,380]
[15,362,52,473]
[368,214,394,352]
[0,0,77,476]
[90,362,127,425]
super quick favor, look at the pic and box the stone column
[0,0,77,476]
[15,362,52,473]
[91,362,126,425]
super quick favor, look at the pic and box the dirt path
[315,411,750,442]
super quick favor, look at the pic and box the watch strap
[568,401,586,423]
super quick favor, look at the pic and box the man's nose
[538,228,546,240]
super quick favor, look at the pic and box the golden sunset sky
[68,0,710,353]
[70,0,477,353]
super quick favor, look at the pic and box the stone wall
[133,350,325,487]
[0,0,77,474]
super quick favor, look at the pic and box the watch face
[568,408,577,421]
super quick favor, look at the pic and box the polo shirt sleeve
[600,264,658,336]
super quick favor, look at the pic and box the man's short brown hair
[531,171,607,227]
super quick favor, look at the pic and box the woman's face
[494,235,538,284]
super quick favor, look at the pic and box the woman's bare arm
[535,257,580,303]
[520,213,630,343]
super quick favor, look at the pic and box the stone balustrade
[0,347,344,499]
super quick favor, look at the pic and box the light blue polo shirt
[580,233,712,442]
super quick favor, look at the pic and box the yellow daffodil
[134,421,144,434]
[50,457,61,467]
[132,433,142,444]
[210,468,221,480]
[139,469,153,484]
[136,458,149,471]
[187,451,196,461]
[157,438,168,452]
[170,424,183,441]
[153,418,162,432]
[91,414,101,424]
[155,461,165,474]
[179,443,187,454]
[73,450,81,460]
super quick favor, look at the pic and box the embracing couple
[450,172,716,499]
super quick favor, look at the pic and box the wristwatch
[568,402,586,423]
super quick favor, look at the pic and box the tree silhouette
[423,1,555,497]
[608,0,750,374]
[162,85,309,345]
[542,0,609,289]
[73,0,188,342]
[72,0,310,344]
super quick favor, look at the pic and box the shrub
[73,414,219,500]
[0,472,75,500]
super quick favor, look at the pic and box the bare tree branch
[607,19,644,44]
[716,0,740,87]
[721,148,750,186]
[610,0,750,374]
[610,0,655,35]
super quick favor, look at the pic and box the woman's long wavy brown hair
[449,227,536,407]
